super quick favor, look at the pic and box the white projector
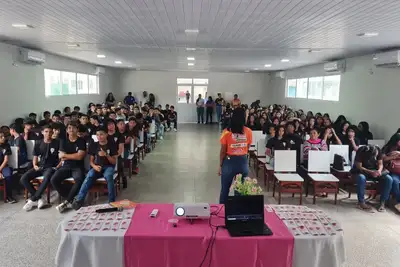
[173,203,211,219]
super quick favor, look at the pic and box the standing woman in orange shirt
[231,94,241,108]
[218,108,253,204]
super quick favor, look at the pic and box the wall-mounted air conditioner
[95,66,106,75]
[324,60,345,73]
[373,50,400,68]
[275,71,286,79]
[19,48,46,65]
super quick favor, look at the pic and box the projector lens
[176,207,185,216]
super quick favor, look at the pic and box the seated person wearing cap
[9,123,28,167]
[21,125,61,211]
[51,121,86,213]
[72,127,118,210]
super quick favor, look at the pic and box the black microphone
[95,207,123,213]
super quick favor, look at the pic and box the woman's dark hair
[229,108,245,134]
[358,121,370,133]
[346,125,358,135]
[275,124,285,133]
[383,133,400,152]
[54,110,61,115]
[315,112,322,117]
[310,127,320,134]
[306,111,314,117]
[323,113,330,118]
[334,115,347,126]
[340,121,350,132]
[63,107,71,113]
[149,93,155,102]
[208,96,213,100]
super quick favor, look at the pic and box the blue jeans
[2,166,13,196]
[356,173,393,203]
[76,166,115,202]
[216,106,222,123]
[157,123,164,139]
[219,155,248,204]
[390,173,400,202]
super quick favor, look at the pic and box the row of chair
[249,130,386,205]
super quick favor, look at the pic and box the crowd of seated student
[0,98,178,210]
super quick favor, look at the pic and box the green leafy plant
[231,174,263,195]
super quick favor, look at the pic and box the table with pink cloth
[124,203,294,267]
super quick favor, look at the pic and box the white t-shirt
[196,98,205,107]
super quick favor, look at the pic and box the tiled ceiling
[1,0,400,72]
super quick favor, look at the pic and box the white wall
[117,70,265,123]
[0,42,118,125]
[267,55,400,140]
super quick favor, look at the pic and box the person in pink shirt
[303,128,328,167]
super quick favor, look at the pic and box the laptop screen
[225,195,264,222]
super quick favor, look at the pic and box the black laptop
[225,195,273,237]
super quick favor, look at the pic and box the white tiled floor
[0,124,400,267]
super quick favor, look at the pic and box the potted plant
[230,174,263,196]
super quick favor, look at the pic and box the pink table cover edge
[124,203,294,267]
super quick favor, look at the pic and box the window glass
[193,86,208,101]
[44,69,61,96]
[296,78,308,98]
[308,77,323,99]
[177,86,192,103]
[193,78,209,85]
[61,71,77,95]
[88,75,99,94]
[287,79,297,98]
[323,75,340,101]
[77,73,88,94]
[177,78,192,84]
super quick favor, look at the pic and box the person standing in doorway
[185,90,191,104]
[206,96,215,124]
[196,94,205,124]
[218,108,252,204]
[215,93,224,123]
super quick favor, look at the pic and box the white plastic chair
[368,139,385,148]
[272,151,304,204]
[307,150,339,204]
[26,140,35,161]
[329,145,349,165]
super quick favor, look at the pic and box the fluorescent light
[244,70,250,73]
[97,54,106,58]
[185,29,199,34]
[115,61,122,64]
[308,49,322,53]
[186,48,196,51]
[357,32,379,37]
[253,68,259,70]
[67,44,80,47]
[188,63,195,66]
[187,57,195,61]
[281,59,290,62]
[12,23,29,29]
[264,64,272,67]
[128,65,133,68]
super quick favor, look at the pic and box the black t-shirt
[215,98,224,106]
[34,139,60,168]
[168,111,177,121]
[0,143,12,166]
[118,130,130,151]
[353,148,382,171]
[161,110,169,119]
[89,141,117,166]
[108,132,125,152]
[285,133,302,164]
[343,137,360,162]
[59,137,86,168]
[266,137,290,152]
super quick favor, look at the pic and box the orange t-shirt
[220,127,253,156]
[232,99,241,107]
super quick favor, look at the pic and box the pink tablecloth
[124,203,294,267]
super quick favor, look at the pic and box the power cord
[199,206,225,267]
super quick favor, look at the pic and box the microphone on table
[95,207,124,213]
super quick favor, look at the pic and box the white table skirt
[55,204,134,267]
[293,233,345,267]
[269,205,346,267]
